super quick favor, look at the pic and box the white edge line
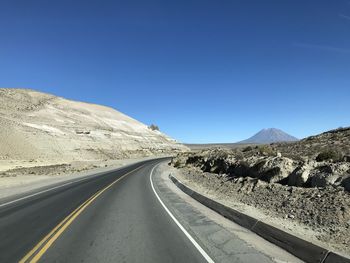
[150,164,215,263]
[0,163,139,208]
[0,179,79,208]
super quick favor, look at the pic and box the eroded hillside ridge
[173,127,350,191]
[170,127,350,253]
[0,88,188,162]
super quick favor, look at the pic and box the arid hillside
[170,127,350,254]
[0,88,187,166]
[175,127,350,189]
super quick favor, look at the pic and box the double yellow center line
[20,165,144,263]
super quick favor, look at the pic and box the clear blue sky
[1,0,349,143]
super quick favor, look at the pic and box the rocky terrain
[0,88,188,177]
[170,127,350,255]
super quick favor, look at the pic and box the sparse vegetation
[257,145,275,156]
[173,160,182,168]
[242,146,253,152]
[148,124,159,131]
[316,149,342,162]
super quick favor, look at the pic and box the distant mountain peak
[238,128,298,144]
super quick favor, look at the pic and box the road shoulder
[0,157,156,204]
[152,162,303,263]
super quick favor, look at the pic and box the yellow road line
[19,193,98,263]
[19,165,145,263]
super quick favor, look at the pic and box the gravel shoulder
[171,165,350,257]
[155,162,303,263]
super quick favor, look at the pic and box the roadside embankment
[169,144,350,256]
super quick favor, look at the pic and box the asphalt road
[0,158,303,263]
[0,158,207,263]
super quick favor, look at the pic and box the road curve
[0,159,206,262]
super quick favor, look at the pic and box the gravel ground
[172,165,350,257]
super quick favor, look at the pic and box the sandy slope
[0,88,187,172]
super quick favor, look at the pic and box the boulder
[341,175,350,192]
[309,165,341,187]
[343,156,350,162]
[253,157,296,183]
[229,161,250,178]
[288,166,310,186]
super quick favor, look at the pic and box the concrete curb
[169,174,350,263]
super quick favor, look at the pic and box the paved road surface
[0,158,302,262]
